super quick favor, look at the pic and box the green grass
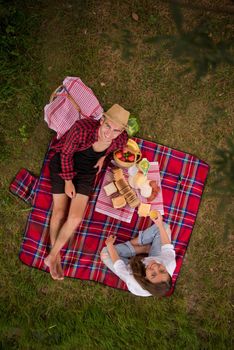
[0,1,233,349]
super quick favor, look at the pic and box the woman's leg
[137,225,160,246]
[148,222,172,256]
[136,223,171,256]
[100,241,135,267]
[100,240,150,273]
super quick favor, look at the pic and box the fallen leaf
[132,12,139,21]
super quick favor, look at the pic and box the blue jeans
[100,223,171,273]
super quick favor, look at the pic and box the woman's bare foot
[44,254,58,280]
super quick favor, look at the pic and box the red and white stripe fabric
[95,162,164,223]
[44,77,103,139]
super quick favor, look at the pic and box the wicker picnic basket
[113,139,142,168]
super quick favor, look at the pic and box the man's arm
[60,123,80,181]
[93,155,106,175]
[64,180,76,198]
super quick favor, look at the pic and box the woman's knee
[139,225,159,244]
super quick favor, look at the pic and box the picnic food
[128,197,140,208]
[115,178,129,193]
[149,210,159,220]
[112,195,126,209]
[130,172,147,189]
[138,203,151,217]
[128,165,138,177]
[147,180,160,202]
[127,116,140,137]
[125,189,140,208]
[111,168,140,209]
[138,158,150,176]
[104,182,117,196]
[127,138,141,153]
[113,168,124,181]
[115,178,140,208]
[114,150,136,163]
[140,183,152,198]
[113,139,142,168]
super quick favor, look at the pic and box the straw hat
[103,104,130,129]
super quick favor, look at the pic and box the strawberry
[115,151,123,159]
[128,154,135,162]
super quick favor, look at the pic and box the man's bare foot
[44,255,58,280]
[55,255,64,280]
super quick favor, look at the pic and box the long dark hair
[129,255,172,297]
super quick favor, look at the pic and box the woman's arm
[151,213,171,245]
[105,235,120,263]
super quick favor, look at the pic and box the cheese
[104,182,117,196]
[138,203,151,217]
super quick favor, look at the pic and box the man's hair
[130,255,172,297]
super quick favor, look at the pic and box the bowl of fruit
[113,139,142,168]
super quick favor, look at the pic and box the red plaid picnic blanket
[10,138,209,296]
[9,168,39,205]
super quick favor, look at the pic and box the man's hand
[105,235,116,247]
[65,180,76,198]
[94,156,106,175]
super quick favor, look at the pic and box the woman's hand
[105,235,116,247]
[94,156,106,175]
[151,212,163,227]
[65,180,76,198]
